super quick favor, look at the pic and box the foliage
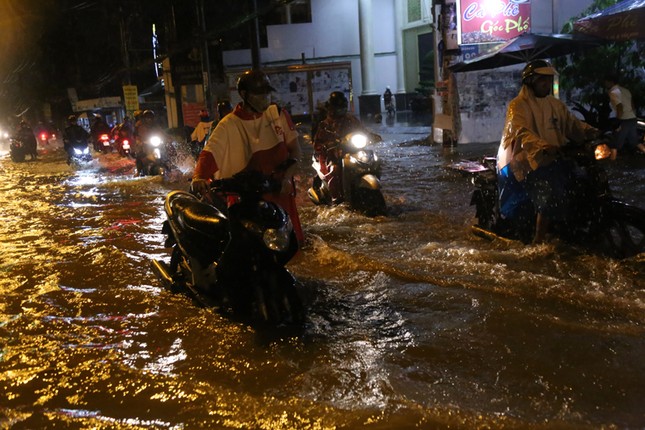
[415,50,435,96]
[556,0,645,117]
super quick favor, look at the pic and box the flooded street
[0,128,644,429]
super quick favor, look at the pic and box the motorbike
[308,130,386,216]
[38,131,52,147]
[112,134,133,158]
[9,137,28,162]
[466,140,645,259]
[67,139,92,164]
[150,166,304,325]
[135,134,171,176]
[97,133,112,153]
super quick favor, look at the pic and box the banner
[458,0,531,45]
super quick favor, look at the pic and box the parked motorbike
[9,137,28,162]
[135,135,171,176]
[467,140,645,259]
[150,167,304,325]
[308,131,386,216]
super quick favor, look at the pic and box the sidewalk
[364,110,432,143]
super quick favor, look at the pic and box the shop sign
[458,0,531,45]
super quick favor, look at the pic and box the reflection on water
[0,138,643,428]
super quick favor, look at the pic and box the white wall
[221,0,399,109]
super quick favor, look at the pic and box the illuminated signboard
[458,0,531,45]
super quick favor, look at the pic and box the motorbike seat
[174,198,228,240]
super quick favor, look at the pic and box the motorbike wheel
[11,151,25,162]
[169,247,190,293]
[353,188,386,217]
[254,269,304,325]
[597,201,645,259]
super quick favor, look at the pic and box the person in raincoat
[497,59,599,244]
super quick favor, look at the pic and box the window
[265,0,312,25]
[408,0,422,22]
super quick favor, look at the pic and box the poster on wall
[444,0,459,51]
[457,0,531,45]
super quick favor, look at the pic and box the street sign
[122,85,140,112]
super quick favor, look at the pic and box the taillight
[40,133,48,141]
[122,140,130,149]
[100,134,110,141]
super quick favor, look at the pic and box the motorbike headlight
[150,136,162,147]
[153,148,161,159]
[74,148,82,155]
[349,150,371,164]
[349,133,368,149]
[263,227,291,252]
[83,147,90,154]
[594,143,611,160]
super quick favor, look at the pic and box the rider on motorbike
[63,115,90,163]
[191,69,304,245]
[497,60,599,244]
[89,114,111,151]
[15,120,38,160]
[313,91,379,204]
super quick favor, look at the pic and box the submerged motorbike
[467,141,645,259]
[151,167,303,325]
[67,139,92,164]
[135,135,171,176]
[308,131,386,216]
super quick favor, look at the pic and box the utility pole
[118,6,131,85]
[249,0,261,69]
[197,0,212,112]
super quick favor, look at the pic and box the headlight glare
[350,133,368,149]
[150,136,162,147]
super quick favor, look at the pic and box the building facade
[186,0,596,143]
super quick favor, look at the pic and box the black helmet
[328,91,348,109]
[199,109,210,120]
[142,109,155,118]
[236,70,275,94]
[522,60,557,84]
[217,100,233,117]
[67,115,77,123]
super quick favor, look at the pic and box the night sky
[0,0,255,124]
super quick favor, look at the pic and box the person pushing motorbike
[313,91,380,204]
[191,69,304,245]
[497,59,599,244]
